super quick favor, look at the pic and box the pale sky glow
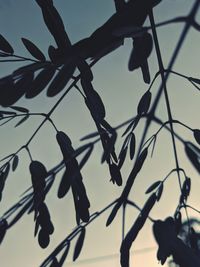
[0,1,200,267]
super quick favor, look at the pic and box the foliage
[0,0,200,266]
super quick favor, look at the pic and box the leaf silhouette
[56,131,73,161]
[13,62,48,76]
[188,76,200,85]
[0,34,14,54]
[1,72,34,107]
[12,155,19,171]
[15,114,29,127]
[57,169,71,199]
[135,147,148,174]
[0,219,8,245]
[10,106,29,113]
[106,201,121,226]
[47,63,75,97]
[26,67,56,98]
[58,243,70,266]
[185,142,200,173]
[145,181,161,194]
[38,228,50,249]
[141,59,150,84]
[129,133,136,160]
[156,183,163,201]
[78,144,93,170]
[120,194,156,267]
[36,0,71,53]
[118,146,128,169]
[193,129,200,145]
[137,90,152,115]
[29,161,47,211]
[78,59,93,82]
[73,228,86,261]
[128,33,153,71]
[84,85,106,123]
[21,38,46,61]
[109,163,123,186]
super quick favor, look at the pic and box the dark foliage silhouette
[0,0,200,266]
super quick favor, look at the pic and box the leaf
[174,211,182,234]
[128,33,153,71]
[21,38,46,61]
[26,67,56,98]
[185,142,200,174]
[35,0,71,53]
[106,201,121,226]
[56,131,73,161]
[120,194,156,267]
[3,72,34,107]
[78,144,93,170]
[188,77,200,85]
[47,63,75,97]
[38,228,50,249]
[0,219,8,244]
[141,59,150,84]
[118,146,128,169]
[135,147,148,174]
[58,243,70,266]
[57,169,71,199]
[0,34,14,54]
[182,177,191,198]
[12,155,19,171]
[193,129,200,145]
[84,85,106,123]
[156,183,163,201]
[109,163,123,186]
[145,181,161,194]
[13,62,48,76]
[137,91,152,115]
[101,132,117,163]
[73,228,86,261]
[15,114,29,127]
[129,133,136,160]
[77,59,93,82]
[10,106,29,113]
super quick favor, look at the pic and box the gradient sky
[0,0,200,267]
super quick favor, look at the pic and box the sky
[0,0,200,267]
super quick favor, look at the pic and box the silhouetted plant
[0,0,200,266]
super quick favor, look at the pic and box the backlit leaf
[156,183,163,201]
[21,38,46,61]
[0,34,14,54]
[128,33,153,71]
[120,194,156,267]
[193,129,200,145]
[145,181,161,194]
[47,63,75,97]
[57,169,71,199]
[137,90,151,115]
[106,201,121,226]
[185,142,200,173]
[129,133,136,160]
[15,114,29,127]
[73,228,86,261]
[12,155,19,171]
[26,67,56,98]
[0,219,8,244]
[38,228,50,249]
[10,106,29,113]
[109,163,123,186]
